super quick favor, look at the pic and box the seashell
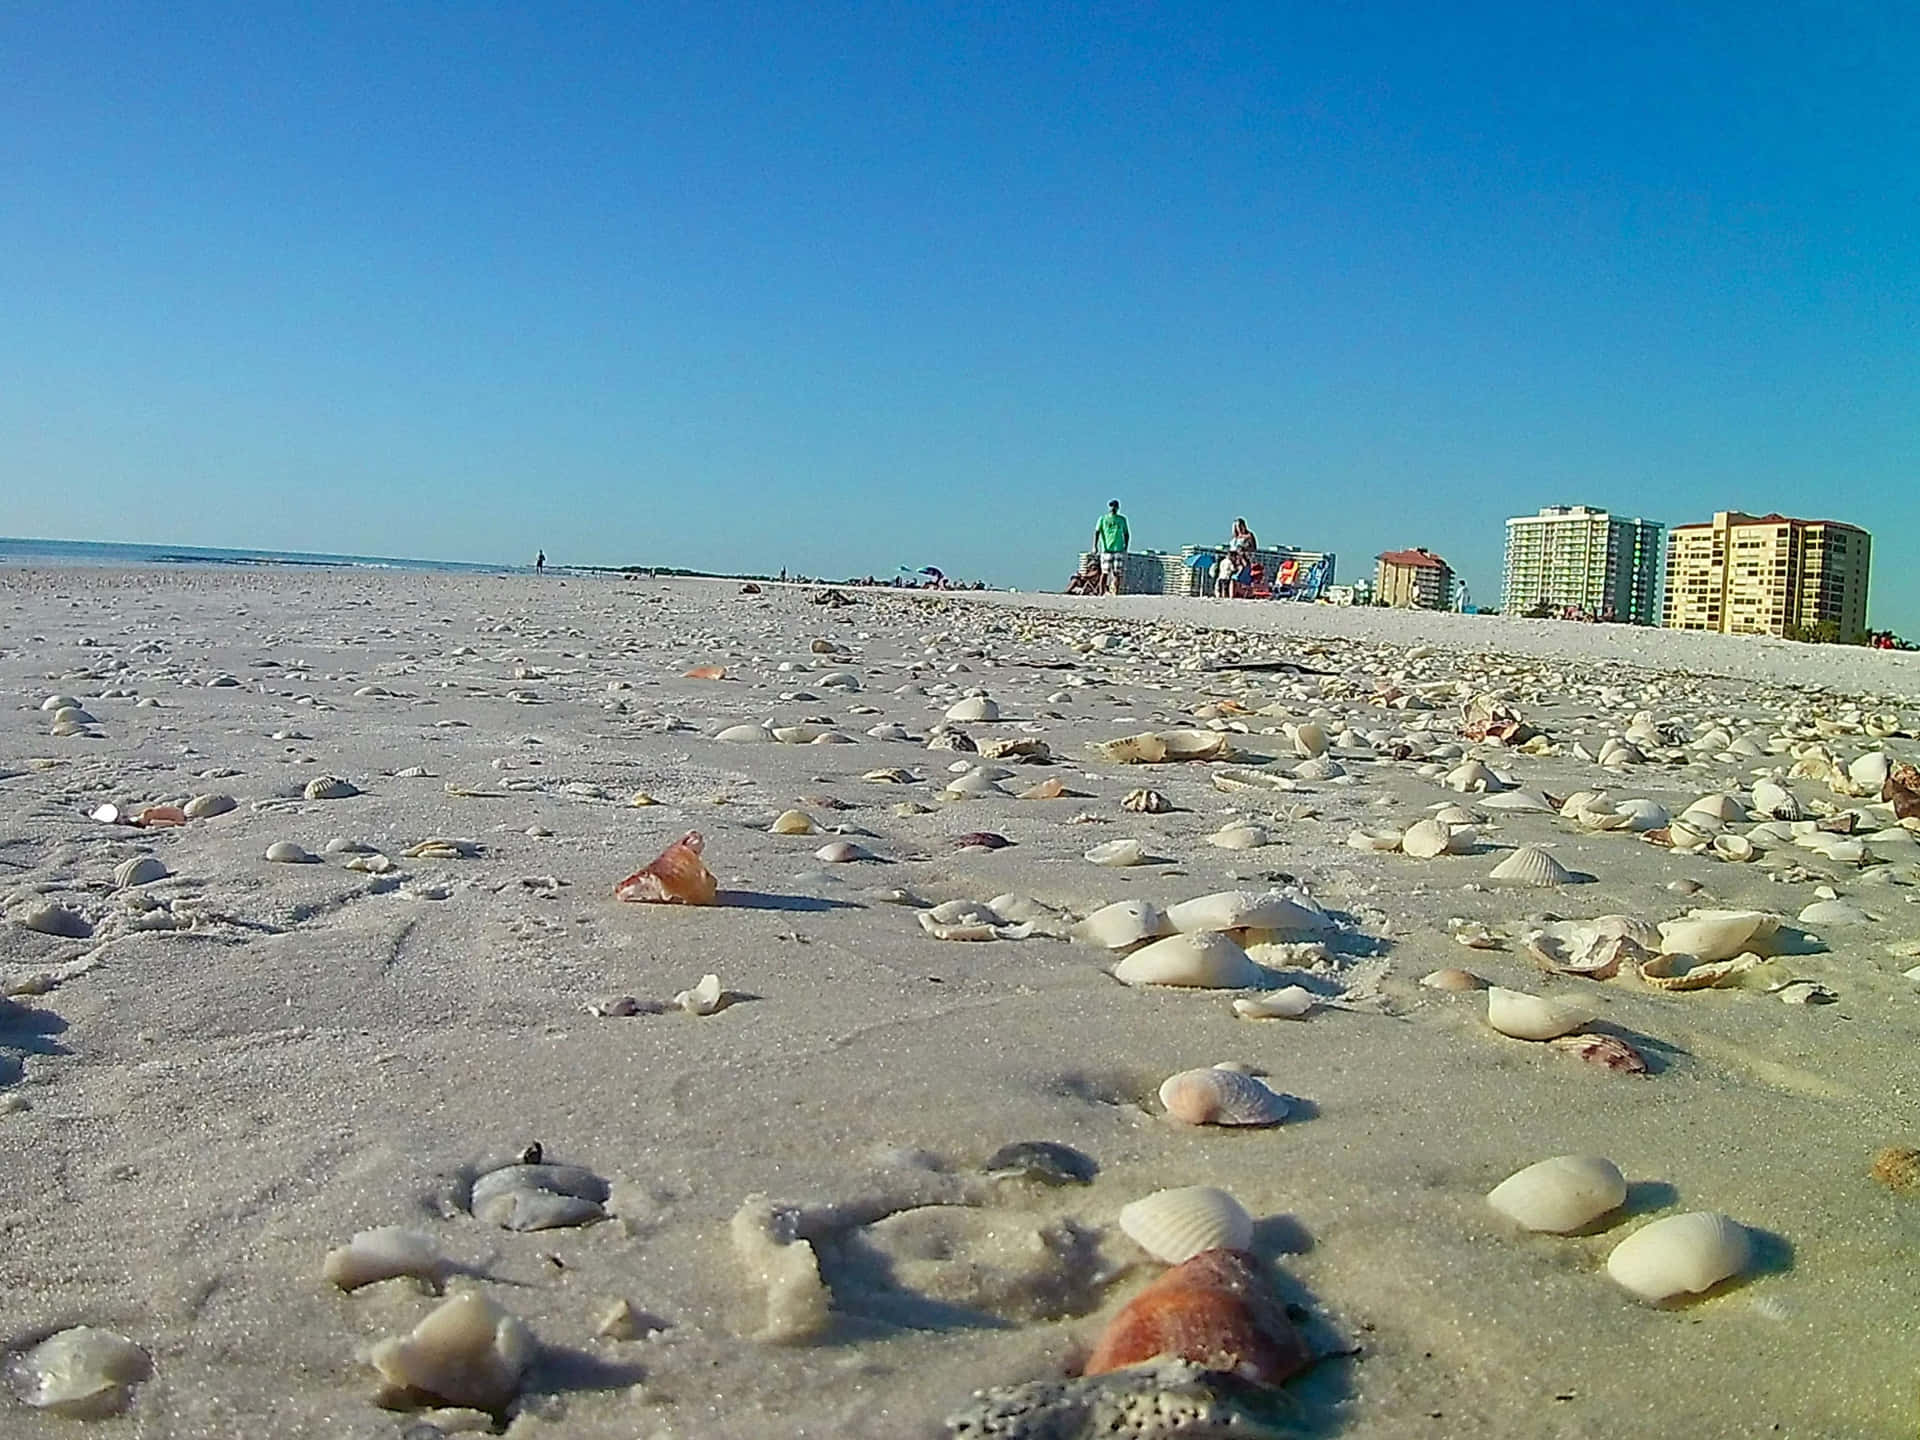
[1347,826,1403,852]
[1488,846,1572,886]
[1637,951,1761,991]
[814,840,874,863]
[1443,759,1498,792]
[323,1226,444,1290]
[343,852,396,873]
[1869,1146,1920,1192]
[1422,967,1487,991]
[1232,986,1315,1020]
[1210,822,1268,850]
[863,767,916,784]
[1612,798,1670,832]
[303,775,357,800]
[944,1358,1303,1436]
[683,664,728,679]
[982,1140,1098,1186]
[183,792,236,819]
[1798,897,1872,926]
[1848,752,1891,793]
[265,841,316,863]
[715,722,772,743]
[1292,722,1329,758]
[1019,778,1067,800]
[1210,767,1294,795]
[133,804,187,827]
[955,831,1014,850]
[1480,790,1553,812]
[1121,788,1171,813]
[945,768,1008,798]
[1113,932,1264,989]
[40,694,81,711]
[5,1326,152,1417]
[1548,1032,1648,1072]
[114,855,166,887]
[1605,1211,1750,1303]
[1083,1248,1311,1385]
[1091,733,1169,765]
[674,972,727,1013]
[1773,979,1837,1004]
[14,901,93,938]
[1159,1067,1290,1126]
[1487,1155,1628,1232]
[1751,778,1805,821]
[1486,986,1593,1041]
[1117,1186,1255,1264]
[1159,729,1233,761]
[945,696,1000,723]
[614,831,718,904]
[770,809,817,835]
[927,729,979,753]
[980,737,1050,761]
[1402,818,1474,858]
[1177,892,1324,940]
[1711,833,1756,862]
[1074,899,1172,949]
[771,724,831,744]
[1290,754,1344,781]
[368,1291,535,1414]
[470,1162,610,1230]
[1656,909,1779,962]
[90,803,123,824]
[1085,838,1146,867]
[1684,793,1747,823]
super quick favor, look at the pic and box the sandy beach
[5,565,1919,1439]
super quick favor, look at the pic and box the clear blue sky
[5,3,1916,630]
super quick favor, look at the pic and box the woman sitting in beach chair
[1066,556,1103,596]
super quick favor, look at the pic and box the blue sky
[4,3,1916,629]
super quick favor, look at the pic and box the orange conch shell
[1083,1248,1310,1384]
[615,831,718,905]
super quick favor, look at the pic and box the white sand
[2,567,1917,1437]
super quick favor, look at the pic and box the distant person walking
[535,550,545,574]
[1093,500,1129,595]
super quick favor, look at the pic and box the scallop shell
[1117,1186,1255,1264]
[303,775,357,800]
[1165,890,1328,935]
[114,856,166,887]
[368,1292,535,1414]
[1158,1067,1290,1126]
[183,792,236,819]
[323,1226,444,1291]
[1090,733,1168,764]
[1112,932,1264,989]
[615,831,719,904]
[1604,1211,1750,1303]
[1086,838,1147,867]
[1083,1248,1310,1385]
[5,1326,152,1417]
[1485,986,1593,1040]
[1232,986,1315,1019]
[1074,899,1173,949]
[1403,818,1475,858]
[1210,822,1268,850]
[1488,846,1572,886]
[1487,1155,1627,1233]
[1656,909,1779,962]
[1443,759,1498,793]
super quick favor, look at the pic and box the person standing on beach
[1093,500,1129,595]
[535,550,545,573]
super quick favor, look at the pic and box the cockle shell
[1113,932,1264,989]
[1158,1067,1290,1126]
[1085,838,1146,867]
[614,831,718,904]
[1075,899,1173,949]
[323,1226,444,1291]
[1232,986,1315,1019]
[1487,1155,1627,1233]
[1117,1187,1255,1264]
[303,775,357,800]
[1605,1212,1750,1303]
[183,792,236,819]
[1121,788,1171,813]
[1402,818,1474,858]
[945,696,1000,723]
[114,856,166,887]
[770,809,818,835]
[5,1326,152,1417]
[1165,890,1328,936]
[1684,793,1747,823]
[1656,909,1779,962]
[368,1292,535,1414]
[1486,987,1593,1040]
[1548,1032,1648,1072]
[1489,846,1573,886]
[1443,759,1499,792]
[1083,1248,1311,1384]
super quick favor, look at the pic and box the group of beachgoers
[1074,501,1263,597]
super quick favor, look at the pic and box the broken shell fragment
[470,1163,610,1231]
[368,1292,535,1414]
[323,1226,444,1291]
[614,831,718,904]
[1085,838,1146,867]
[674,972,727,1014]
[5,1326,153,1418]
[1231,986,1315,1020]
[1090,733,1169,765]
[1487,1155,1627,1233]
[1121,788,1172,814]
[1158,1067,1290,1126]
[1547,1032,1648,1072]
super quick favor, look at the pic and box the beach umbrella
[1183,552,1218,570]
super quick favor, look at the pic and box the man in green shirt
[1093,500,1130,595]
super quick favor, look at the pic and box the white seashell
[5,1326,152,1417]
[1074,899,1172,949]
[1085,838,1146,867]
[265,841,316,863]
[1488,846,1572,886]
[1443,759,1499,792]
[303,775,357,800]
[1112,932,1264,988]
[323,1225,444,1290]
[90,803,122,824]
[1091,733,1169,764]
[1210,766,1294,795]
[1480,790,1554,812]
[182,792,237,819]
[1159,728,1233,761]
[770,809,818,835]
[1683,793,1747,823]
[1117,1186,1254,1264]
[1347,826,1403,851]
[1232,986,1315,1019]
[813,840,873,863]
[1798,898,1873,926]
[1402,818,1466,859]
[1210,822,1269,850]
[39,694,81,711]
[1486,986,1593,1041]
[674,972,726,1013]
[1159,1067,1290,1125]
[1487,1155,1627,1233]
[1292,722,1328,757]
[368,1292,535,1413]
[1657,910,1780,962]
[715,722,773,743]
[1605,1212,1750,1303]
[1430,803,1479,826]
[944,695,1000,723]
[944,768,1007,798]
[13,901,92,938]
[771,724,830,744]
[1291,754,1344,781]
[1612,799,1669,832]
[1711,833,1757,862]
[1847,752,1891,792]
[1751,778,1806,820]
[114,856,166,887]
[1421,967,1487,991]
[1166,889,1329,934]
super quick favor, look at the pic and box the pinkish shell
[614,831,718,905]
[1547,1033,1648,1074]
[1158,1068,1289,1127]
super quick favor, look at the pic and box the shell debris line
[7,567,1917,1436]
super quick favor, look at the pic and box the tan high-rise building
[1375,548,1454,609]
[1663,511,1871,640]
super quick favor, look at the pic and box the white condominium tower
[1501,505,1665,624]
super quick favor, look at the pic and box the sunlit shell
[944,695,1000,723]
[265,841,316,863]
[1485,986,1593,1041]
[1210,767,1294,795]
[1112,932,1264,989]
[1210,822,1269,850]
[183,792,236,819]
[614,831,718,904]
[5,1326,152,1417]
[1422,967,1487,992]
[1160,729,1233,761]
[470,1162,611,1230]
[1656,909,1779,962]
[1683,793,1747,823]
[1083,1248,1310,1384]
[1166,890,1329,935]
[1487,1155,1627,1233]
[683,664,727,680]
[674,972,727,1013]
[1612,799,1670,832]
[1019,777,1068,800]
[1848,752,1892,793]
[323,1226,444,1291]
[1075,899,1172,949]
[1291,722,1329,758]
[1347,826,1403,851]
[1086,838,1147,867]
[1799,897,1873,926]
[368,1292,535,1414]
[1122,788,1172,813]
[1605,1212,1750,1303]
[1090,733,1169,764]
[1488,845,1572,887]
[1480,790,1554,812]
[1443,759,1499,793]
[1232,986,1315,1019]
[1290,755,1344,781]
[715,722,772,743]
[814,840,874,863]
[1711,833,1756,862]
[1158,1067,1290,1126]
[1751,778,1806,821]
[114,856,167,887]
[303,775,357,800]
[770,809,818,835]
[1117,1186,1254,1264]
[1547,1032,1648,1072]
[1637,951,1761,991]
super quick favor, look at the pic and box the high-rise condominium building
[1501,506,1664,623]
[1375,548,1454,609]
[1662,511,1872,640]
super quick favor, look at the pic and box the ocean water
[0,536,519,575]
